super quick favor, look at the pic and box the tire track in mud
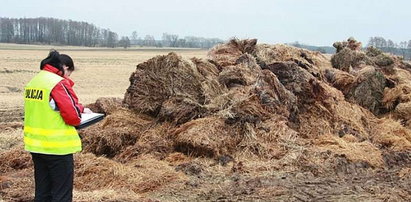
[197,171,411,201]
[165,159,411,202]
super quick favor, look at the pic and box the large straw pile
[2,38,411,201]
[90,38,411,177]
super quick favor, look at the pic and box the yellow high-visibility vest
[24,70,81,155]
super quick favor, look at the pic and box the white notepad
[76,113,105,129]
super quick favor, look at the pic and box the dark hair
[59,54,75,71]
[40,50,75,74]
[40,50,63,72]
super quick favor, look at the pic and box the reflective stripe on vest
[24,70,81,155]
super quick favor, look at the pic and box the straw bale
[85,97,123,115]
[218,54,261,88]
[81,127,138,158]
[331,48,370,72]
[254,69,298,118]
[201,80,230,113]
[366,46,383,57]
[81,109,152,157]
[333,37,362,53]
[345,66,387,115]
[236,116,298,159]
[383,84,411,110]
[208,38,257,67]
[320,80,347,99]
[220,94,274,154]
[123,52,205,119]
[75,153,187,194]
[263,62,327,103]
[333,41,347,53]
[296,90,374,140]
[115,123,174,162]
[172,117,237,157]
[190,57,228,108]
[191,57,221,79]
[236,53,261,70]
[393,68,411,84]
[254,43,331,72]
[157,96,205,125]
[123,52,231,125]
[225,95,271,125]
[135,122,175,156]
[347,37,362,51]
[255,44,292,65]
[371,118,411,152]
[213,86,253,116]
[324,68,356,94]
[393,102,411,121]
[332,40,400,74]
[207,43,242,67]
[218,64,258,88]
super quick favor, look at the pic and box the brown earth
[1,38,411,201]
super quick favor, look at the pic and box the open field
[0,43,207,122]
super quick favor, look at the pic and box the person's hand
[83,108,93,114]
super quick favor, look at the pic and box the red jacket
[43,64,84,126]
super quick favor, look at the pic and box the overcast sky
[1,0,409,46]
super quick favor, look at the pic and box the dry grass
[325,68,356,94]
[75,153,188,194]
[80,109,152,157]
[172,117,237,157]
[73,189,143,201]
[383,84,411,110]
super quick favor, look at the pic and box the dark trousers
[31,153,74,202]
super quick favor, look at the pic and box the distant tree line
[367,37,411,60]
[0,17,224,49]
[130,32,224,49]
[0,17,118,47]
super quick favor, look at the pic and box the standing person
[24,50,91,201]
